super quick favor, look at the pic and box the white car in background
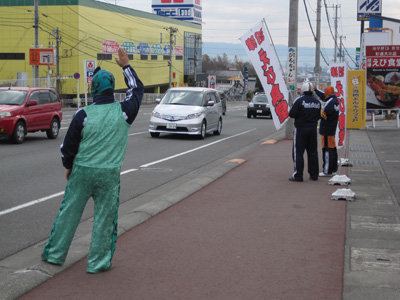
[149,87,223,139]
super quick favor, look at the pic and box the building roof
[213,70,243,80]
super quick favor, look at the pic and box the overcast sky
[101,0,399,48]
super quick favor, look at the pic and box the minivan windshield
[253,95,268,103]
[161,91,203,106]
[0,90,28,105]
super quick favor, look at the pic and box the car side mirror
[155,99,161,103]
[28,100,38,106]
[207,100,215,106]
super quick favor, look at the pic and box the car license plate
[167,123,177,129]
[257,110,262,113]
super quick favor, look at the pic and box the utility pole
[285,0,298,139]
[339,35,346,63]
[194,35,198,87]
[165,27,178,88]
[193,34,201,87]
[52,28,61,94]
[34,0,39,86]
[314,0,322,87]
[334,4,340,63]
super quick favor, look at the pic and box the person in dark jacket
[289,81,321,182]
[315,86,339,176]
[42,48,144,273]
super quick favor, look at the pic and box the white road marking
[129,131,148,136]
[0,192,65,217]
[120,169,138,175]
[140,129,256,168]
[0,129,256,216]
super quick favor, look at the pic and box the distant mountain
[202,42,356,70]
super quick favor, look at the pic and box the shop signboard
[102,40,119,54]
[29,49,55,66]
[287,47,296,91]
[366,45,400,109]
[175,45,184,56]
[152,0,202,24]
[357,0,382,21]
[208,75,216,89]
[163,44,172,56]
[151,44,163,55]
[347,70,366,129]
[137,42,150,55]
[84,60,97,84]
[121,41,136,54]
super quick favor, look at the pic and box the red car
[0,87,63,144]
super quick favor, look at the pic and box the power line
[303,0,329,66]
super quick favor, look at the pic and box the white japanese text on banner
[240,20,289,131]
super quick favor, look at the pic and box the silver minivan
[149,87,223,139]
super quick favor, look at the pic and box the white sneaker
[319,172,335,177]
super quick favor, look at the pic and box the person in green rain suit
[42,48,144,273]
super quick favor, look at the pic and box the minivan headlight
[152,111,161,118]
[248,103,254,107]
[0,112,12,118]
[186,112,202,120]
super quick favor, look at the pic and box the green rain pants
[42,165,120,273]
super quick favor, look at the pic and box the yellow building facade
[0,0,202,98]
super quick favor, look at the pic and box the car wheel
[199,120,206,139]
[12,121,26,144]
[150,132,160,138]
[214,118,222,135]
[247,112,251,118]
[46,118,60,139]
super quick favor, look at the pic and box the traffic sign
[74,73,80,79]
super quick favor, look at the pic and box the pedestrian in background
[315,86,339,176]
[42,48,144,273]
[289,81,321,182]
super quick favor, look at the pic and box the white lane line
[0,168,139,216]
[0,129,255,216]
[0,192,65,217]
[140,128,256,168]
[129,131,148,136]
[120,169,138,175]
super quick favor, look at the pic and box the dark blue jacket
[289,94,321,128]
[61,65,144,169]
[315,89,339,136]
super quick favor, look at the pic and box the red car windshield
[0,90,28,105]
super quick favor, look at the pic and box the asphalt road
[0,101,277,260]
[366,129,400,206]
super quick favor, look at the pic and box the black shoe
[309,177,318,181]
[289,177,303,182]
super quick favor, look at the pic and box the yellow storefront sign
[347,70,366,129]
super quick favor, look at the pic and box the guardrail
[63,93,164,107]
[369,110,400,128]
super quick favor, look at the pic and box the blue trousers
[42,165,120,273]
[292,127,319,180]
